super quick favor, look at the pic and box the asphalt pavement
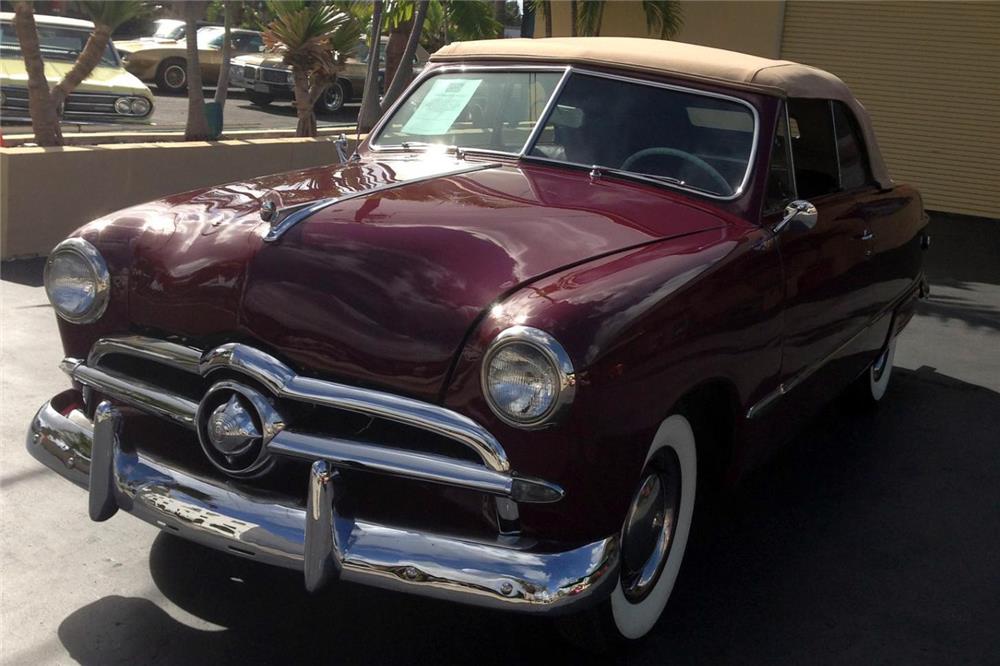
[1,214,998,665]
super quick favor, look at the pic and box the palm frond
[76,0,147,30]
[641,0,683,40]
[577,0,605,36]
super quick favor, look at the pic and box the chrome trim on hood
[262,161,502,242]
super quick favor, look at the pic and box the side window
[764,104,796,214]
[787,98,839,199]
[832,101,873,190]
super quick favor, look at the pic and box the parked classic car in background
[30,38,928,648]
[0,12,154,124]
[116,26,264,93]
[230,36,429,114]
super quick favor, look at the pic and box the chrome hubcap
[165,65,186,88]
[324,85,343,110]
[621,449,681,603]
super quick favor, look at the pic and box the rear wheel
[314,80,346,114]
[155,58,188,94]
[848,335,897,407]
[247,92,274,107]
[557,414,697,651]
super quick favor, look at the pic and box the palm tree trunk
[356,0,385,133]
[12,2,62,146]
[543,1,553,38]
[50,25,113,107]
[293,70,317,138]
[381,0,429,112]
[494,0,506,36]
[384,19,410,95]
[183,1,211,140]
[570,0,578,36]
[213,1,232,109]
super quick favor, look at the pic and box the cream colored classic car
[116,26,264,93]
[231,37,428,113]
[0,12,154,123]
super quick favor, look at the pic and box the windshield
[373,71,563,154]
[1,21,118,67]
[152,20,185,40]
[197,27,224,48]
[374,69,758,198]
[529,73,756,197]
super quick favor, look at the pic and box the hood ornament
[260,200,277,222]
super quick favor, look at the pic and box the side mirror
[773,199,817,234]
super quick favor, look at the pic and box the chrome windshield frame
[369,62,761,202]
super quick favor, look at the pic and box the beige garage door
[780,1,1000,218]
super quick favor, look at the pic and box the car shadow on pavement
[55,366,1000,665]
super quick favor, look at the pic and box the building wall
[535,1,785,58]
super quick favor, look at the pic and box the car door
[776,98,873,396]
[830,100,926,323]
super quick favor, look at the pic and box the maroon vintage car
[30,38,928,646]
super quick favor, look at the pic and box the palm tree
[183,0,211,140]
[576,0,683,38]
[11,1,145,146]
[356,0,385,133]
[264,0,362,137]
[381,0,429,110]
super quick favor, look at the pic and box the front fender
[441,224,782,543]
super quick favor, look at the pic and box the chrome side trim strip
[746,279,922,419]
[262,162,502,242]
[201,343,510,472]
[27,400,614,613]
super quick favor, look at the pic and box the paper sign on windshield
[401,78,483,136]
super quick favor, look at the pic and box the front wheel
[557,414,697,651]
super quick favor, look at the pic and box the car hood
[114,39,181,53]
[119,156,729,401]
[0,57,149,95]
[233,53,286,67]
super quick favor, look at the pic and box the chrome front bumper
[28,392,619,614]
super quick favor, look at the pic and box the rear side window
[832,101,873,190]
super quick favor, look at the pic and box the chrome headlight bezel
[44,238,110,324]
[480,326,576,430]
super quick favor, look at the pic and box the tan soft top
[433,38,891,188]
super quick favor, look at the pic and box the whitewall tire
[848,335,897,407]
[558,413,697,649]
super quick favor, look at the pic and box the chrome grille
[1,86,145,118]
[61,335,563,505]
[242,65,256,81]
[260,68,288,84]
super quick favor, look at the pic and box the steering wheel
[620,147,733,196]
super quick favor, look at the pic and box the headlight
[286,71,295,85]
[114,97,132,114]
[481,326,575,429]
[44,238,110,323]
[130,97,151,116]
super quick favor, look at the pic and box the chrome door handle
[855,230,874,241]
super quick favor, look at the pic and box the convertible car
[29,38,929,647]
